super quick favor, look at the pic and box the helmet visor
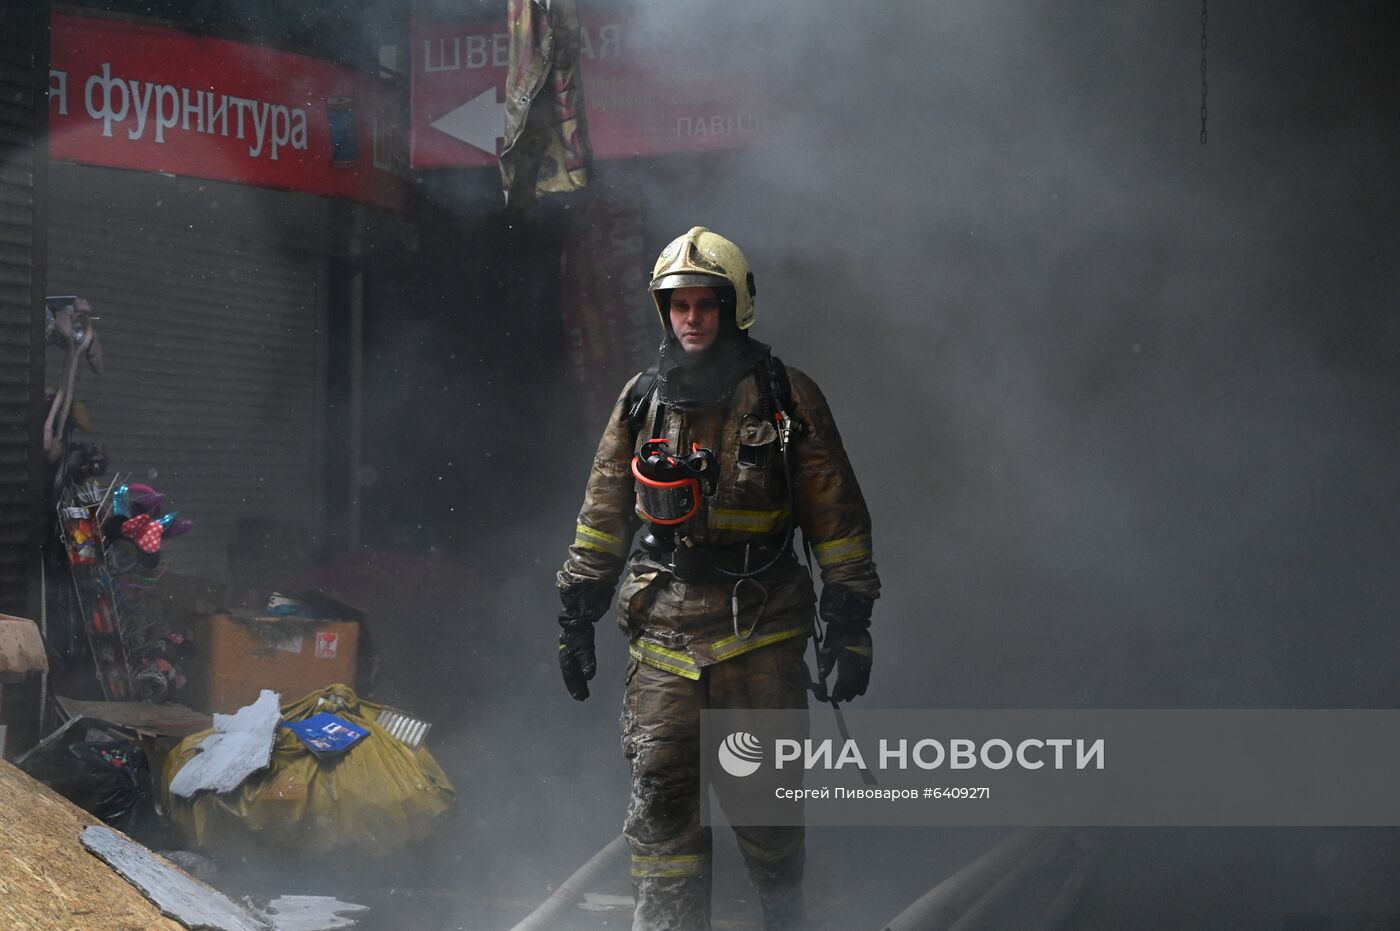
[650,272,729,292]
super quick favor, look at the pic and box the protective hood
[655,334,770,412]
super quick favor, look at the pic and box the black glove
[817,584,874,703]
[559,619,597,701]
[818,623,872,703]
[557,582,611,702]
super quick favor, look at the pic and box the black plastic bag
[18,717,153,833]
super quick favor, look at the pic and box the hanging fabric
[499,0,593,209]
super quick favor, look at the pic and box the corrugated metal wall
[0,2,47,618]
[46,167,328,584]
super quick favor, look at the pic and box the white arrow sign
[430,88,506,154]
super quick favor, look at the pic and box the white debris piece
[169,689,282,799]
[258,895,369,931]
[578,892,635,912]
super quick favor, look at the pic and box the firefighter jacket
[558,360,879,679]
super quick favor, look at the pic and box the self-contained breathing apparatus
[632,439,717,552]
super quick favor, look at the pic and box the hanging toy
[112,484,130,518]
[164,517,194,538]
[121,513,165,554]
[124,483,166,517]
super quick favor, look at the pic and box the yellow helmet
[649,227,756,331]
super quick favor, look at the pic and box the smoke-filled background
[128,0,1398,926]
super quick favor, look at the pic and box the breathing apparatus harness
[628,353,806,643]
[627,355,860,722]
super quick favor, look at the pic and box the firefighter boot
[630,872,712,931]
[757,886,806,931]
[736,827,805,931]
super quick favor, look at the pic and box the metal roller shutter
[0,2,47,617]
[46,167,327,584]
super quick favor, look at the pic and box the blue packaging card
[283,712,369,757]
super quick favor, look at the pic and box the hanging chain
[1199,0,1208,144]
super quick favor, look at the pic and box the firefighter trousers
[620,635,811,931]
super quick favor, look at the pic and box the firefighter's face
[668,287,721,353]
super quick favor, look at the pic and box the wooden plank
[80,830,369,931]
[0,759,186,930]
[80,825,269,931]
[56,696,211,738]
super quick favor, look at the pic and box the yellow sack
[162,685,454,855]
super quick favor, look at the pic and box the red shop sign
[410,12,772,170]
[47,13,408,211]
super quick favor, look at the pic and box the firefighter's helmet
[649,227,756,331]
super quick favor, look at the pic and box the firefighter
[556,227,880,930]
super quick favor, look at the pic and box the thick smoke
[608,0,1400,710]
[135,0,1400,926]
[390,0,1400,926]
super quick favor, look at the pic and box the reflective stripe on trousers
[629,626,809,680]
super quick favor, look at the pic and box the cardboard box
[194,614,358,714]
[0,614,48,678]
[0,615,48,759]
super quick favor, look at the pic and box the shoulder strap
[764,354,794,417]
[765,353,815,577]
[626,368,659,435]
